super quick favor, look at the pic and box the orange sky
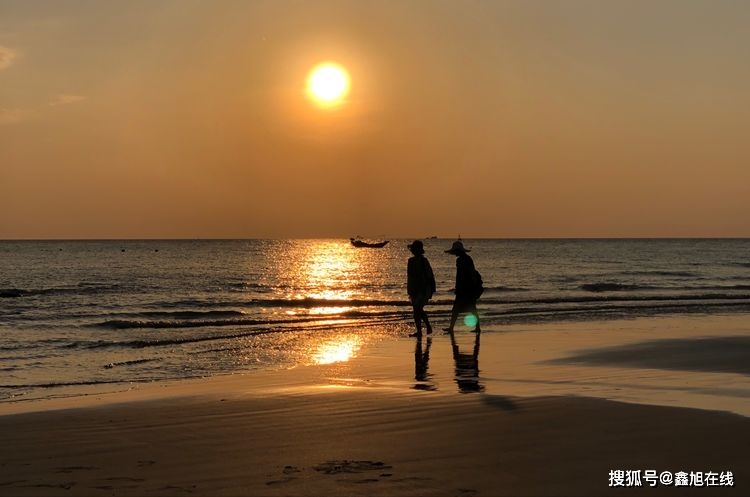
[1,1,749,238]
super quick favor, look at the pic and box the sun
[306,62,350,107]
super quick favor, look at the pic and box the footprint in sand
[104,476,145,482]
[352,478,380,484]
[28,482,76,490]
[313,460,392,475]
[265,477,295,486]
[0,480,26,487]
[392,476,433,482]
[55,465,99,473]
[265,465,303,485]
[160,484,197,493]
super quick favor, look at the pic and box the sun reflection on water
[308,306,352,315]
[312,336,363,365]
[255,240,394,314]
[286,241,363,315]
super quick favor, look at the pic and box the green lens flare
[463,314,478,327]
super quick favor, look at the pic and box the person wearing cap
[444,240,481,333]
[406,240,436,337]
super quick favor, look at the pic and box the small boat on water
[350,238,389,248]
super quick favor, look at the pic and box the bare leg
[421,309,433,334]
[410,305,423,336]
[470,301,480,332]
[443,300,459,332]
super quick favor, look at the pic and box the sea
[2,239,749,402]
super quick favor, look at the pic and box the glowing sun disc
[307,62,350,106]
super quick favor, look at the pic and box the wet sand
[1,315,749,496]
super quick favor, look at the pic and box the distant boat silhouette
[350,238,389,248]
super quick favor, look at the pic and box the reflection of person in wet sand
[413,336,435,390]
[450,329,483,393]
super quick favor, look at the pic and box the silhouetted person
[443,240,481,333]
[450,328,483,393]
[406,240,436,337]
[413,336,435,391]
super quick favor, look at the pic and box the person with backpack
[443,240,482,333]
[406,240,436,337]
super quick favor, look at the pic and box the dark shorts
[452,296,477,314]
[410,292,432,308]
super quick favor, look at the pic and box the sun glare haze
[1,1,749,238]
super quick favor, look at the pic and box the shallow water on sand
[1,239,749,401]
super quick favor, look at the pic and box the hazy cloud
[49,94,87,106]
[0,108,35,125]
[0,45,17,71]
[0,94,85,125]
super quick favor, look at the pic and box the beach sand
[1,315,749,496]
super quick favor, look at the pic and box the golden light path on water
[240,240,396,368]
[287,240,359,315]
[312,335,364,365]
[267,241,370,365]
[297,242,363,364]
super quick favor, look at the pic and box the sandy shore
[1,315,749,496]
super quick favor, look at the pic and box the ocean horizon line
[2,236,750,242]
